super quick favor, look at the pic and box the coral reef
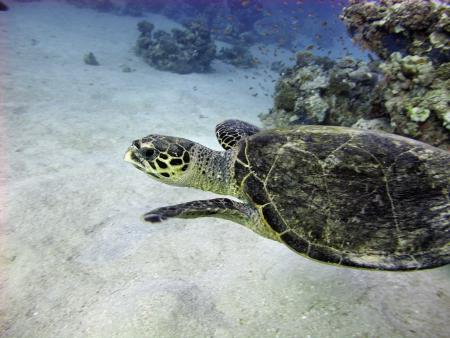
[135,0,263,45]
[340,0,449,148]
[379,52,449,146]
[260,52,380,129]
[341,0,450,62]
[217,45,257,68]
[135,20,216,74]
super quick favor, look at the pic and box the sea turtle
[124,119,450,271]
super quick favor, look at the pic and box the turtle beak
[124,144,145,170]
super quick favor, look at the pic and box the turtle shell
[233,126,450,270]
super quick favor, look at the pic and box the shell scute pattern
[239,127,450,269]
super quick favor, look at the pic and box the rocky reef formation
[341,0,450,62]
[263,0,449,150]
[379,52,449,146]
[340,0,449,149]
[135,20,216,74]
[260,52,382,129]
[133,0,263,45]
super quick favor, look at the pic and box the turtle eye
[142,148,157,160]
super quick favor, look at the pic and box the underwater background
[1,0,449,337]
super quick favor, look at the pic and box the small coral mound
[83,52,99,66]
[135,20,216,74]
[260,52,380,129]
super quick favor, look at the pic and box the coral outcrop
[135,0,263,45]
[341,0,449,148]
[379,52,449,146]
[341,0,450,62]
[135,20,216,74]
[262,0,449,149]
[260,53,380,129]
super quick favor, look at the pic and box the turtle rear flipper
[215,119,260,150]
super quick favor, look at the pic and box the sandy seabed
[1,2,449,338]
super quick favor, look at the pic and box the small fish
[0,1,8,11]
[306,44,315,50]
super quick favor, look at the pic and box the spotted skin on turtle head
[124,135,193,183]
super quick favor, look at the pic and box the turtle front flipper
[142,198,256,226]
[215,119,260,150]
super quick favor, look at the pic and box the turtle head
[124,135,194,186]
